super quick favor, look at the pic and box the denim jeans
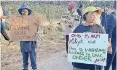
[21,49,37,70]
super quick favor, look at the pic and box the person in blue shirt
[18,4,37,70]
[104,1,116,70]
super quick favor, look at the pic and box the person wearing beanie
[59,2,80,54]
[104,1,116,70]
[72,6,109,70]
[18,4,37,70]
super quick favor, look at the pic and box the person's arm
[1,29,10,41]
[1,22,10,41]
[3,8,8,18]
[74,12,80,21]
[106,16,115,40]
[1,8,8,24]
[1,8,8,19]
[106,14,115,54]
[70,12,80,28]
[106,25,114,54]
[98,24,106,34]
[108,38,111,43]
[77,9,82,18]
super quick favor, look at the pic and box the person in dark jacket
[101,8,108,30]
[18,4,37,70]
[77,4,83,24]
[77,4,83,17]
[0,6,10,41]
[104,1,116,70]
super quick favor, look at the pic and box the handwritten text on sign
[68,33,108,66]
[10,16,39,41]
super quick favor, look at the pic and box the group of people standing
[0,1,116,70]
[60,1,116,70]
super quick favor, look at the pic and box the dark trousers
[104,42,116,70]
[73,65,102,70]
[0,20,10,41]
[21,50,37,70]
[66,35,69,53]
[112,53,116,70]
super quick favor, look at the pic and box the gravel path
[28,50,112,70]
[37,51,72,70]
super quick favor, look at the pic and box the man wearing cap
[104,1,116,70]
[72,6,110,70]
[18,4,37,70]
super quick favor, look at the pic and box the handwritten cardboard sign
[68,33,108,66]
[10,16,39,41]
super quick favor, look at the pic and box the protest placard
[10,16,39,41]
[68,33,108,66]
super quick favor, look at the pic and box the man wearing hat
[18,4,37,70]
[72,6,109,70]
[104,1,116,70]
